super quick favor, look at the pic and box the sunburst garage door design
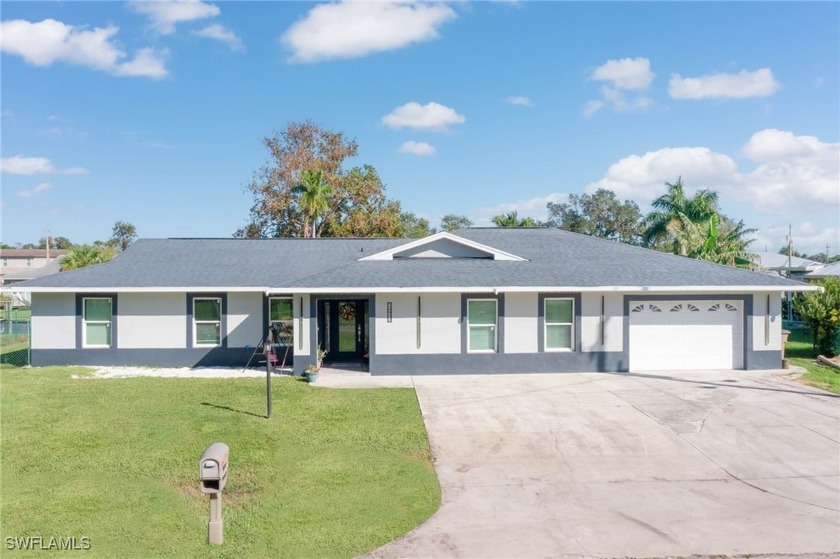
[629,300,744,371]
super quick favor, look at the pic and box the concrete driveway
[371,370,840,558]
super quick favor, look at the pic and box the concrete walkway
[365,370,840,558]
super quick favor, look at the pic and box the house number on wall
[386,302,393,323]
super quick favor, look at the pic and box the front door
[320,300,367,362]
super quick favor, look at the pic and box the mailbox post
[199,443,229,545]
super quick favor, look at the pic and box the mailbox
[199,442,229,494]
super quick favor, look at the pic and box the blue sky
[2,1,838,254]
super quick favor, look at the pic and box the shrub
[795,277,840,357]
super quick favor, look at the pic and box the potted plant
[317,347,328,369]
[304,364,319,383]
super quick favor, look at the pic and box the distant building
[0,249,67,287]
[750,252,824,280]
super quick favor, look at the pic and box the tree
[546,189,642,244]
[110,221,137,251]
[60,245,117,271]
[237,121,403,238]
[670,213,756,267]
[796,278,840,357]
[39,236,73,250]
[642,178,719,254]
[439,214,473,232]
[400,213,435,238]
[491,211,539,227]
[291,169,332,238]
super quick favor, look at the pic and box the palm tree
[491,211,539,227]
[60,245,117,271]
[292,169,332,238]
[642,178,719,254]
[671,213,756,267]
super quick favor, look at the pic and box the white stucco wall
[752,292,782,351]
[118,293,186,349]
[294,295,311,356]
[375,293,461,354]
[226,292,263,347]
[504,293,538,353]
[580,293,623,352]
[31,293,76,349]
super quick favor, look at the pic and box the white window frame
[467,298,498,353]
[82,297,112,348]
[269,296,294,344]
[193,297,222,347]
[544,297,574,352]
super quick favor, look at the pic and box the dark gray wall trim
[75,293,118,350]
[371,351,626,375]
[621,294,774,370]
[537,292,582,353]
[186,293,228,349]
[460,293,505,354]
[32,347,254,368]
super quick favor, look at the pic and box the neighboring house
[804,262,840,280]
[751,251,824,279]
[0,249,68,287]
[2,257,64,304]
[7,229,815,374]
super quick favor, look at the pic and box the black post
[265,342,272,419]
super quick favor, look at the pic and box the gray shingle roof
[12,229,808,290]
[15,238,405,289]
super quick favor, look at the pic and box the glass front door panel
[338,302,357,353]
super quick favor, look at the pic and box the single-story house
[751,251,824,279]
[805,262,840,280]
[7,228,816,375]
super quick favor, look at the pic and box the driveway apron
[370,371,840,558]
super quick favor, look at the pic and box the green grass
[785,325,840,394]
[1,368,441,558]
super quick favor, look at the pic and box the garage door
[629,300,743,371]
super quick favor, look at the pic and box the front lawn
[785,325,840,394]
[1,368,440,558]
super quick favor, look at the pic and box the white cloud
[584,128,838,224]
[382,101,465,132]
[0,19,168,79]
[585,147,740,202]
[752,222,840,256]
[282,1,456,63]
[504,96,532,107]
[581,100,604,118]
[738,129,839,212]
[398,141,436,156]
[111,47,169,78]
[1,155,88,175]
[589,57,654,90]
[584,57,653,117]
[192,23,243,51]
[669,68,778,99]
[18,182,53,198]
[472,193,568,226]
[131,0,220,35]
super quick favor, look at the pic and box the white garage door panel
[629,300,743,371]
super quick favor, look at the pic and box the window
[26,258,32,267]
[83,298,112,347]
[269,297,294,345]
[193,297,222,346]
[467,299,497,352]
[1,258,7,267]
[545,298,573,351]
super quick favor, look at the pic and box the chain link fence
[1,302,31,367]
